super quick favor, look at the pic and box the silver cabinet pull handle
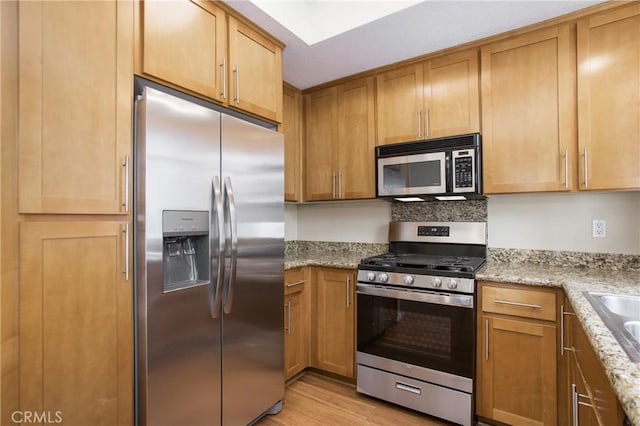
[338,172,343,199]
[425,108,430,138]
[494,299,542,309]
[211,177,226,319]
[286,280,305,288]
[572,384,578,426]
[223,177,238,315]
[346,275,351,308]
[220,58,227,99]
[417,110,422,139]
[583,148,589,188]
[396,381,421,395]
[286,300,291,335]
[122,156,130,213]
[561,305,577,355]
[564,149,569,189]
[485,318,489,361]
[122,223,129,281]
[332,171,337,199]
[233,64,240,105]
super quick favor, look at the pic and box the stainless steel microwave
[376,133,483,201]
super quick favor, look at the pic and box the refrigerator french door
[135,84,284,426]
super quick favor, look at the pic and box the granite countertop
[479,261,640,426]
[286,252,640,425]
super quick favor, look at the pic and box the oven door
[356,283,475,379]
[377,152,447,197]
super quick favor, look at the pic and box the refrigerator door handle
[223,177,238,314]
[211,176,226,319]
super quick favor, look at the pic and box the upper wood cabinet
[305,77,376,201]
[423,49,480,139]
[139,0,226,102]
[136,0,283,123]
[283,85,303,202]
[18,0,133,214]
[228,16,283,123]
[577,3,640,191]
[19,221,133,425]
[481,24,577,194]
[305,86,338,201]
[312,268,356,379]
[376,49,479,145]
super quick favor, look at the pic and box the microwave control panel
[452,150,475,192]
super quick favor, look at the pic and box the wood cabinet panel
[283,86,303,202]
[577,3,640,191]
[481,25,576,194]
[228,16,283,123]
[285,291,306,380]
[18,0,133,213]
[19,222,132,425]
[376,64,423,145]
[479,315,557,425]
[140,0,226,101]
[337,77,376,199]
[423,49,480,138]
[305,87,338,201]
[313,268,355,378]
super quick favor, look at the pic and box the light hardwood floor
[256,372,451,425]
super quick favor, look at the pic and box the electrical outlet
[592,219,606,238]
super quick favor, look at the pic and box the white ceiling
[223,1,606,90]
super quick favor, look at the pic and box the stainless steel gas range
[356,221,487,426]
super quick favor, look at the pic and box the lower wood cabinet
[19,221,132,425]
[563,299,625,426]
[477,281,559,425]
[284,268,309,380]
[311,268,356,378]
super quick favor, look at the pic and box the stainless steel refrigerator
[134,83,284,426]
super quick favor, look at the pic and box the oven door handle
[356,283,473,308]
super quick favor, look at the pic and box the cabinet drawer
[482,285,556,321]
[284,268,306,295]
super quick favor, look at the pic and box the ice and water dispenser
[162,210,209,292]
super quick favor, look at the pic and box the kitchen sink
[583,292,640,362]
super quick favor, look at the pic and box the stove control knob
[433,278,442,288]
[378,273,389,283]
[366,272,376,282]
[403,275,414,285]
[448,279,458,289]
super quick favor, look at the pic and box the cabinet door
[19,222,132,426]
[283,86,303,202]
[479,315,557,425]
[18,1,133,213]
[376,64,424,145]
[577,3,640,191]
[140,0,226,101]
[314,269,355,378]
[481,25,576,194]
[285,291,307,380]
[305,87,338,201]
[423,49,480,138]
[228,16,283,123]
[337,77,376,199]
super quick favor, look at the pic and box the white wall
[290,200,391,243]
[487,192,640,255]
[287,192,640,255]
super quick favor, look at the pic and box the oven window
[357,292,474,378]
[383,160,442,189]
